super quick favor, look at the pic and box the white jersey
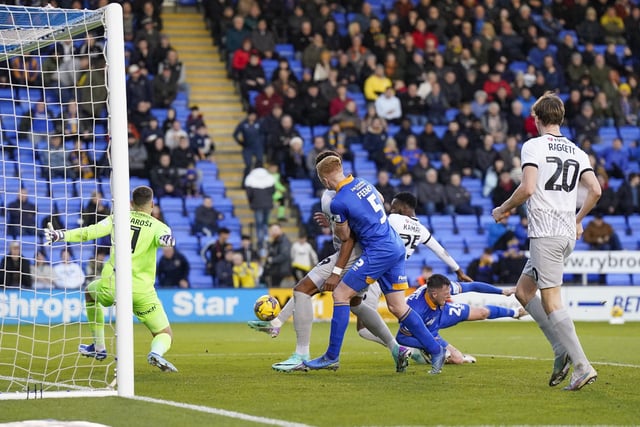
[520,134,592,238]
[320,190,343,251]
[387,213,460,271]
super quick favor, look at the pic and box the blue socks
[400,309,441,355]
[326,303,351,360]
[487,305,515,319]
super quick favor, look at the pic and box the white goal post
[0,3,132,399]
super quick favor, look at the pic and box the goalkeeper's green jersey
[65,210,171,294]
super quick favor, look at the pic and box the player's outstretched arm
[451,281,506,295]
[423,234,471,281]
[44,222,65,244]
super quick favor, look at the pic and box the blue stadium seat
[275,44,294,60]
[261,59,279,82]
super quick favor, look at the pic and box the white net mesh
[0,5,117,395]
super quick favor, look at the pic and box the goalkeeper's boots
[247,320,280,338]
[147,352,178,373]
[272,353,309,372]
[549,352,571,387]
[303,354,340,371]
[79,343,107,361]
[392,345,411,373]
[430,346,447,375]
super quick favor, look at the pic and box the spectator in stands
[467,248,497,284]
[593,174,619,217]
[371,169,395,214]
[600,6,625,45]
[382,138,408,177]
[193,195,224,237]
[224,15,250,57]
[150,152,183,198]
[164,119,189,151]
[495,237,527,284]
[146,135,169,171]
[497,135,520,171]
[329,85,352,118]
[491,169,521,213]
[171,135,198,170]
[290,230,318,282]
[401,135,423,171]
[444,172,483,232]
[81,191,110,227]
[314,51,334,83]
[302,84,329,126]
[161,107,177,134]
[130,38,154,75]
[0,241,32,289]
[232,252,259,288]
[262,223,292,288]
[128,132,149,179]
[10,54,40,96]
[33,249,56,290]
[424,81,449,125]
[618,172,640,217]
[281,135,307,180]
[411,152,431,183]
[239,53,265,104]
[42,135,66,179]
[157,246,190,289]
[335,52,360,92]
[374,86,402,125]
[152,66,178,108]
[400,82,427,126]
[417,122,442,160]
[481,101,508,143]
[53,248,85,290]
[202,227,232,286]
[362,117,388,169]
[231,38,256,80]
[251,18,276,59]
[417,167,447,217]
[255,83,284,118]
[602,137,629,179]
[363,64,392,102]
[234,233,257,262]
[589,55,611,90]
[190,124,214,161]
[141,117,162,147]
[244,167,275,245]
[449,133,475,178]
[592,91,617,127]
[125,65,152,114]
[572,101,600,144]
[474,134,498,180]
[7,187,36,238]
[583,213,622,251]
[233,110,264,182]
[440,70,462,109]
[331,99,362,144]
[470,89,489,119]
[215,249,235,288]
[84,248,107,286]
[617,83,639,126]
[566,53,589,89]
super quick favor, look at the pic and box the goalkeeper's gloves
[159,234,176,247]
[44,222,65,244]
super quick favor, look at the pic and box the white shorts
[359,281,383,310]
[307,243,362,290]
[522,236,575,289]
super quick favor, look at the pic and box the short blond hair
[316,153,342,178]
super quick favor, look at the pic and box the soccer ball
[611,305,624,318]
[254,295,281,321]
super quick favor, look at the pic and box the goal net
[0,4,132,399]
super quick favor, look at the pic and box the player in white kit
[492,92,602,391]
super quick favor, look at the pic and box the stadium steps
[161,9,298,259]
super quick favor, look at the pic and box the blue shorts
[342,248,408,294]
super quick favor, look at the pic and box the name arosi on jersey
[131,217,152,227]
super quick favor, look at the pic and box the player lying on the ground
[390,273,526,366]
[45,186,179,372]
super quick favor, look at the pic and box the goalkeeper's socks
[151,333,172,357]
[86,301,106,351]
[487,305,515,319]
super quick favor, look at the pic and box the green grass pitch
[1,321,639,427]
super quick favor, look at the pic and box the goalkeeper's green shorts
[87,278,170,334]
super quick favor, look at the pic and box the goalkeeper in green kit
[45,186,178,372]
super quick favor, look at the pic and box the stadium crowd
[3,0,640,289]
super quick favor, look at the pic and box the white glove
[159,234,176,247]
[44,222,65,244]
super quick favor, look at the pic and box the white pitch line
[129,395,317,427]
[473,353,640,369]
